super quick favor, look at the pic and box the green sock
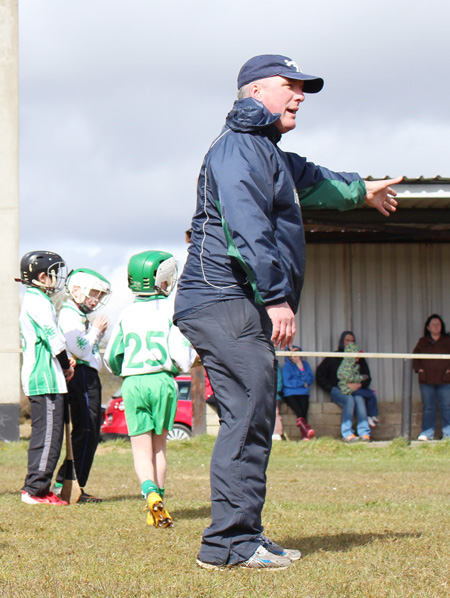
[141,480,159,498]
[158,487,165,499]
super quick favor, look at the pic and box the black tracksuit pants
[56,365,102,488]
[23,394,65,496]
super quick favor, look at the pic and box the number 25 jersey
[104,295,195,378]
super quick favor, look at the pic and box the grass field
[1,436,449,598]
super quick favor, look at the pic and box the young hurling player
[104,251,196,527]
[17,251,74,505]
[54,268,111,502]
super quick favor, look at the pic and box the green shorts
[121,372,178,436]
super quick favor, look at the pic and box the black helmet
[18,250,67,295]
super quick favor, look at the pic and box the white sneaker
[368,417,377,428]
[261,535,301,561]
[272,434,282,441]
[418,434,431,441]
[240,545,291,569]
[196,546,292,570]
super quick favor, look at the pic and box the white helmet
[66,268,111,313]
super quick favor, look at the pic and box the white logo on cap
[284,59,302,73]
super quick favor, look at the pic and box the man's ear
[249,83,262,100]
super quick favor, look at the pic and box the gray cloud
[19,0,450,270]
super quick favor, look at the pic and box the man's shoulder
[207,127,278,174]
[209,125,274,155]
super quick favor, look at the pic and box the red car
[100,375,193,441]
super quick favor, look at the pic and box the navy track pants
[177,298,277,566]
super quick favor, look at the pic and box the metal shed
[286,177,450,439]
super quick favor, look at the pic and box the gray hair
[237,78,272,99]
[237,83,252,99]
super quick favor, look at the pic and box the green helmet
[127,250,177,297]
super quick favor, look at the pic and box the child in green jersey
[104,250,196,527]
[54,268,111,503]
[17,251,75,506]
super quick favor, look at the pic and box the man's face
[250,76,305,134]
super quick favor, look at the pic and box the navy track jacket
[174,97,366,320]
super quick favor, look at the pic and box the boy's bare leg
[130,432,154,484]
[151,430,168,489]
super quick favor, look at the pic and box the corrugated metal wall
[296,243,450,404]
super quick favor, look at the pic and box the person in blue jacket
[282,346,315,439]
[174,53,401,570]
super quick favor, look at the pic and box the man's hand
[364,176,403,216]
[265,302,296,349]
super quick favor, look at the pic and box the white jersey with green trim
[58,299,103,372]
[104,296,196,377]
[20,287,68,396]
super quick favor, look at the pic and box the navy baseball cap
[238,54,324,94]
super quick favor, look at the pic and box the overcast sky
[18,0,450,319]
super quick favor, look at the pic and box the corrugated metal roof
[303,176,450,242]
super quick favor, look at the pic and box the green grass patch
[1,438,449,597]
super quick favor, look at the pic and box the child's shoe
[22,491,68,506]
[296,417,315,440]
[77,490,102,503]
[145,492,173,528]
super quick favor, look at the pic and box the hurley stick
[60,405,82,504]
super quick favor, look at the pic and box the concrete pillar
[0,0,20,442]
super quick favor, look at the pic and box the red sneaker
[22,491,68,506]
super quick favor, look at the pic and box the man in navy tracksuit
[174,54,401,570]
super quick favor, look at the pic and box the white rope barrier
[276,351,450,360]
[1,349,450,360]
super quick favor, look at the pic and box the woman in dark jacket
[316,331,371,442]
[413,314,450,441]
